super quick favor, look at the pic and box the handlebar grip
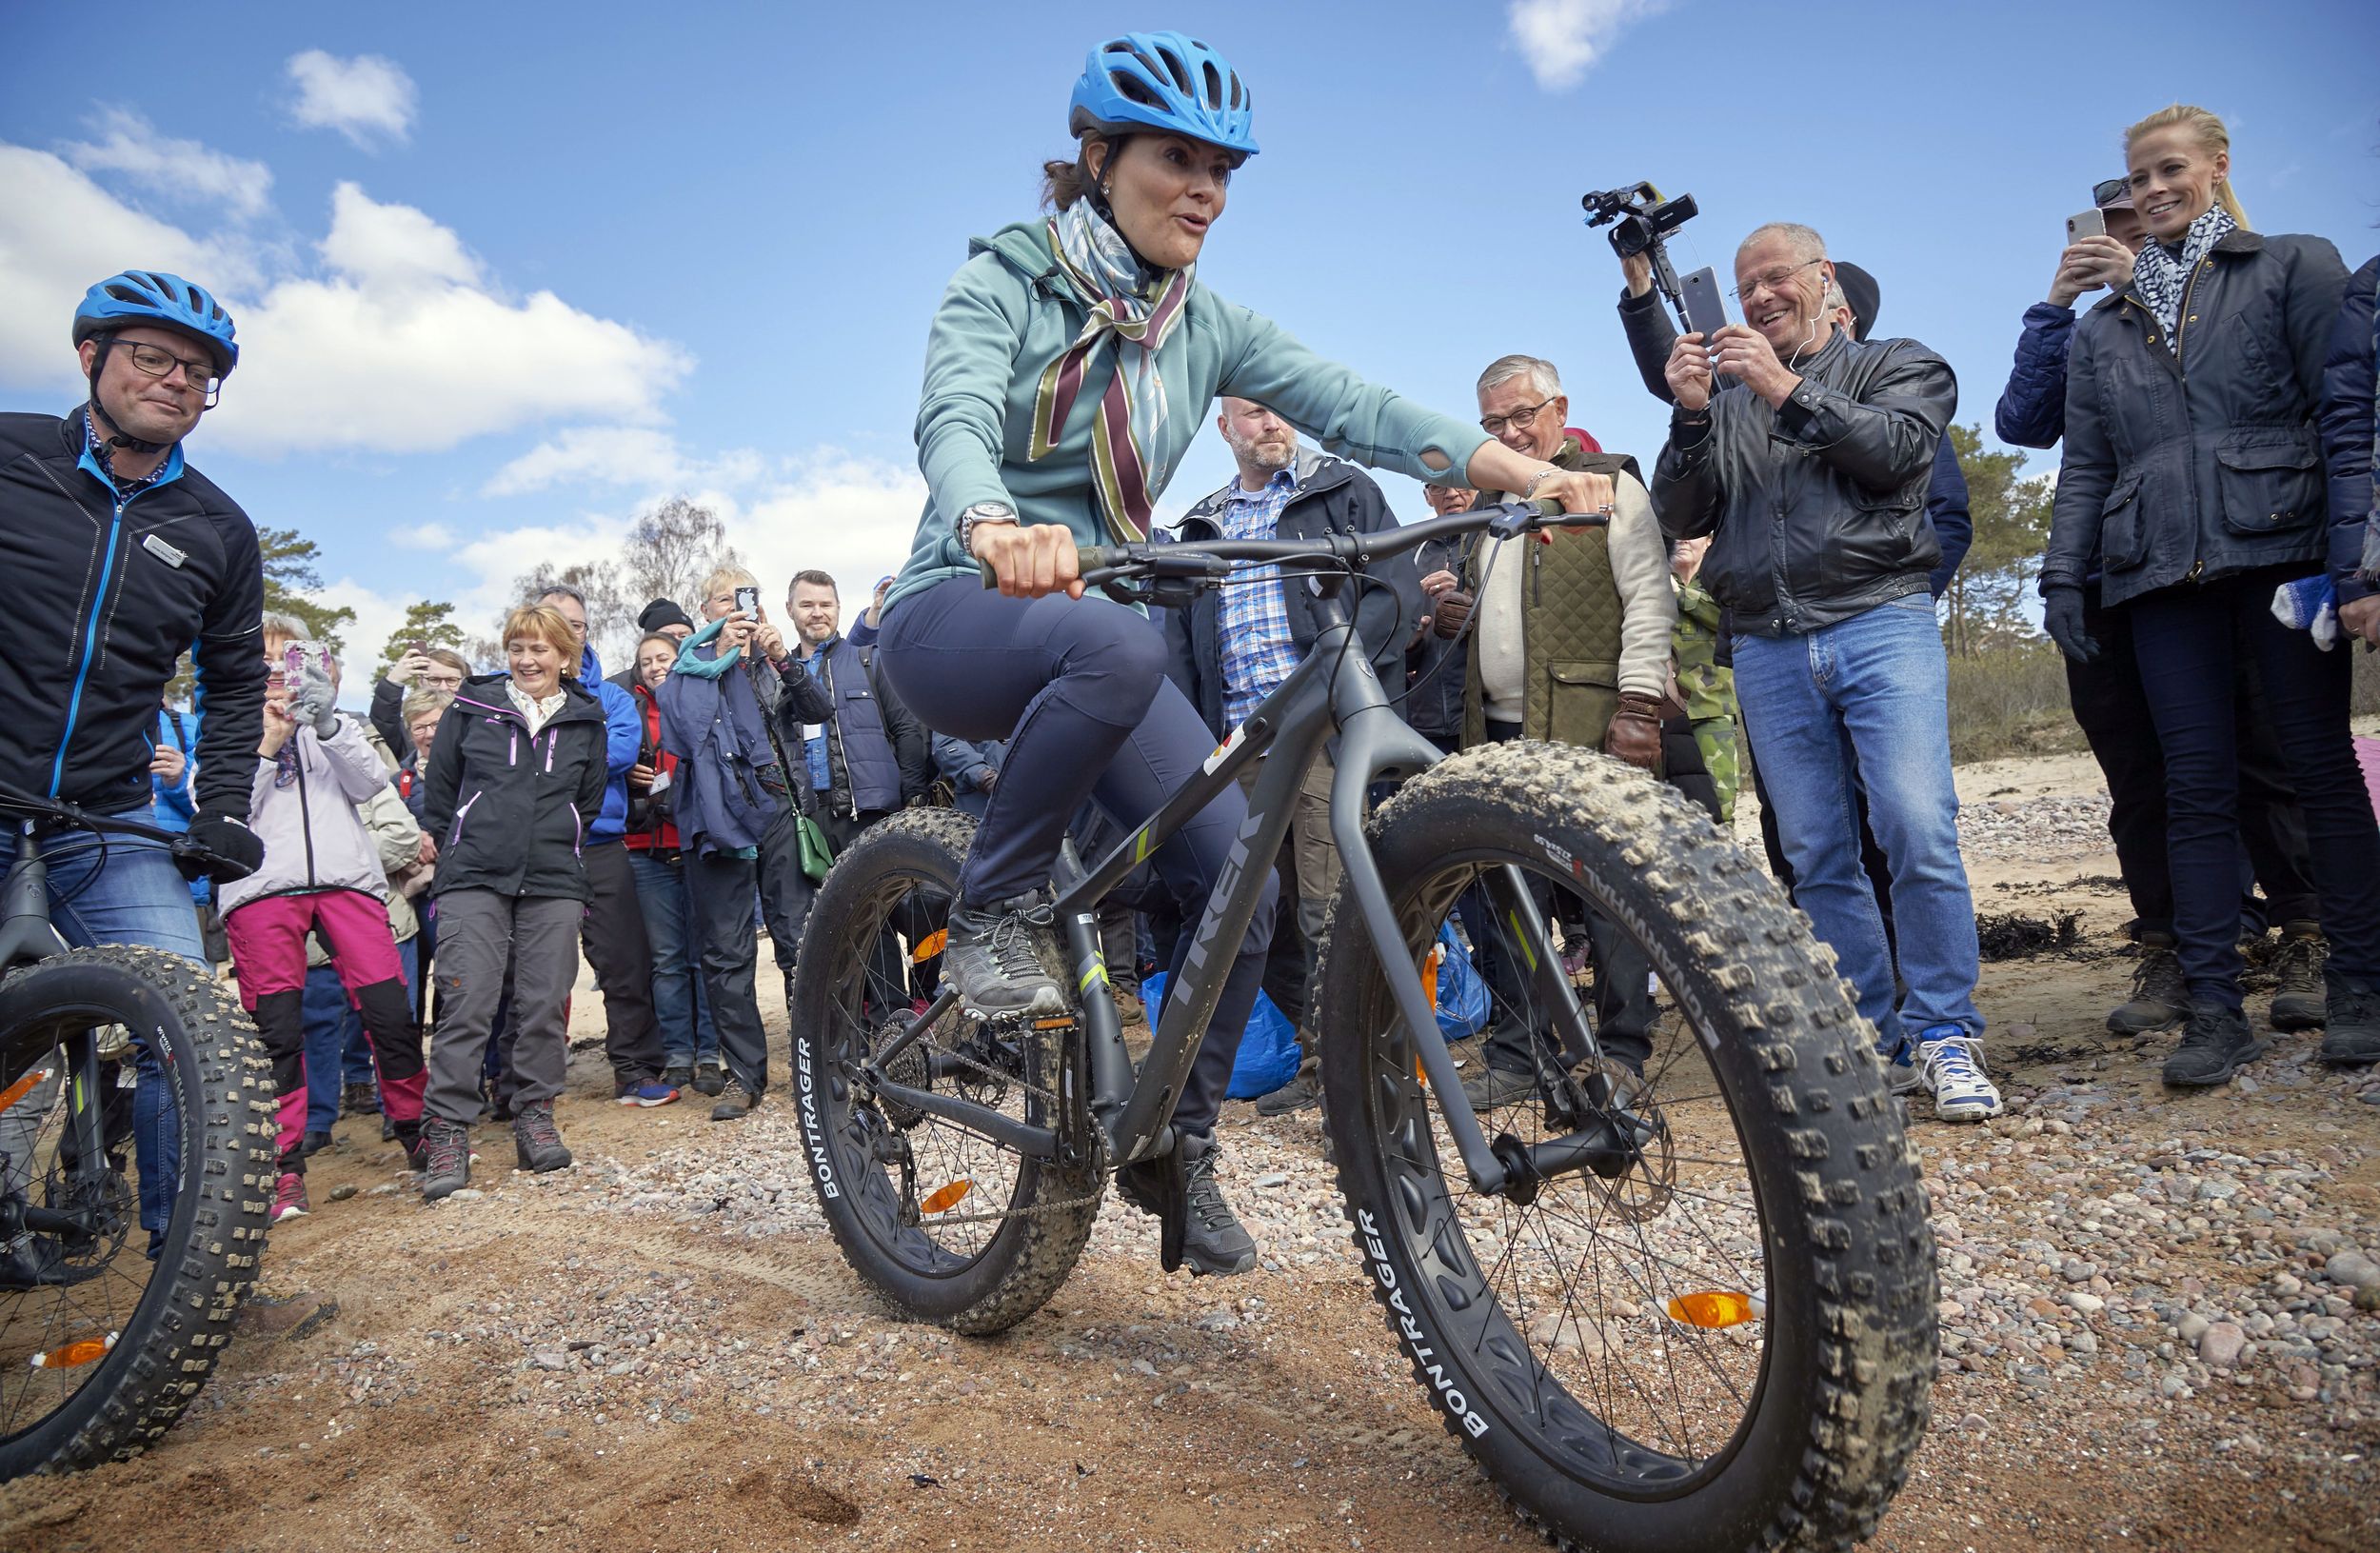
[978,544,1123,589]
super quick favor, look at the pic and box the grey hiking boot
[2318,971,2380,1066]
[2162,1004,2268,1087]
[1177,1130,1258,1277]
[419,1117,471,1201]
[2270,922,2330,1031]
[511,1099,573,1173]
[2109,931,2187,1034]
[942,895,1066,1019]
[710,1078,760,1121]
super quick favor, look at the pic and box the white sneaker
[1914,1032,2000,1122]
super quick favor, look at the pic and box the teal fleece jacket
[886,220,1495,612]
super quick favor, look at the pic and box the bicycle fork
[1327,718,1646,1202]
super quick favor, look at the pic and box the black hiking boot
[2318,970,2380,1066]
[942,894,1066,1018]
[2162,1004,2268,1088]
[1255,1058,1320,1117]
[693,1062,727,1097]
[511,1099,573,1173]
[419,1117,471,1201]
[341,1081,380,1118]
[2270,922,2330,1031]
[1176,1130,1258,1277]
[2109,931,2187,1035]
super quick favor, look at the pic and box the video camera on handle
[1581,182,1699,331]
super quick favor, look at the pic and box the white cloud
[481,427,773,498]
[0,147,259,397]
[733,450,929,608]
[286,50,417,148]
[391,522,457,550]
[1507,0,1671,90]
[207,183,690,455]
[59,108,273,220]
[0,152,689,453]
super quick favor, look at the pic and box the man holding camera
[1655,223,1997,1123]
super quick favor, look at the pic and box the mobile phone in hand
[2067,209,2108,244]
[1680,266,1731,341]
[734,586,760,616]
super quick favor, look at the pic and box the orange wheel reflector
[910,929,948,964]
[30,1332,117,1369]
[1421,943,1442,1012]
[0,1066,55,1116]
[921,1180,972,1215]
[1666,1291,1758,1328]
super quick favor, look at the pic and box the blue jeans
[1732,595,1981,1048]
[0,812,205,1249]
[303,937,418,1134]
[628,850,718,1067]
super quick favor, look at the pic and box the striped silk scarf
[1029,201,1194,542]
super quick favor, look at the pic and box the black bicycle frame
[870,567,1609,1196]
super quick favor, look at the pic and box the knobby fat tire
[0,946,273,1478]
[792,807,1105,1335]
[1316,742,1937,1553]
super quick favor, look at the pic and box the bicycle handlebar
[0,785,232,869]
[977,499,1601,594]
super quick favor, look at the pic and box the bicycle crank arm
[866,1079,1059,1160]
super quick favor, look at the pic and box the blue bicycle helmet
[72,269,238,377]
[1068,31,1259,157]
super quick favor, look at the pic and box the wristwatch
[957,501,1017,559]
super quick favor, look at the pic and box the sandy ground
[5,746,2378,1553]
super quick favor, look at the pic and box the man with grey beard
[1160,398,1421,1113]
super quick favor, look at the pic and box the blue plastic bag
[1433,922,1490,1040]
[1140,971,1303,1100]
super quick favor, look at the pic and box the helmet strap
[84,338,167,458]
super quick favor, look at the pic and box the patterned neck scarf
[1029,200,1195,542]
[2132,206,2236,353]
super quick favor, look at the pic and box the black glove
[2042,586,2099,664]
[181,808,265,884]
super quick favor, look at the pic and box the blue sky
[3,0,2375,667]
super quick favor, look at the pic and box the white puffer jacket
[220,714,398,915]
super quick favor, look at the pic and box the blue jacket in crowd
[774,635,910,820]
[932,733,1002,818]
[653,623,784,858]
[1993,302,2079,452]
[149,703,207,904]
[2322,253,2380,606]
[578,643,641,843]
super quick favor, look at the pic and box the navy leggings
[879,579,1278,1137]
[2126,565,2380,1011]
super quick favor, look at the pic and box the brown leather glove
[1603,692,1666,773]
[1432,588,1474,640]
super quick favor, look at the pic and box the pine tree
[374,601,472,680]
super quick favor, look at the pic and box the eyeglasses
[116,340,220,394]
[2092,176,2130,209]
[422,671,464,690]
[1730,258,1824,301]
[1478,397,1554,437]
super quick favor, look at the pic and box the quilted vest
[1461,447,1639,749]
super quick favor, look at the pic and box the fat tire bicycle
[0,790,273,1478]
[791,502,1937,1552]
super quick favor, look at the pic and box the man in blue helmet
[0,270,269,958]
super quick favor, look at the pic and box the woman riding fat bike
[874,30,1619,1277]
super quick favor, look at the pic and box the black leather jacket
[1652,329,1954,636]
[2040,229,2350,608]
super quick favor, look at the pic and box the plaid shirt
[1218,468,1300,728]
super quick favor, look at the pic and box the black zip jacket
[1652,329,1954,636]
[0,408,266,816]
[1160,450,1422,741]
[420,673,607,901]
